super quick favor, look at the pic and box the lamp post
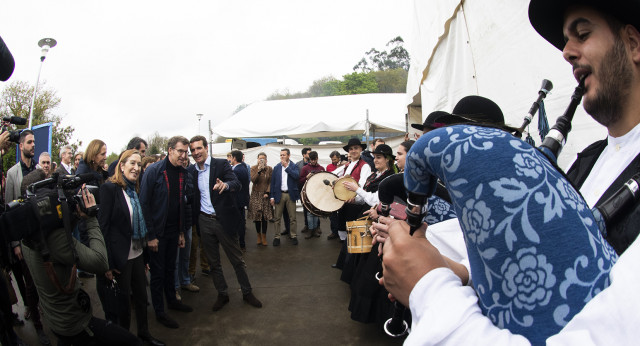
[196,113,203,135]
[28,38,57,129]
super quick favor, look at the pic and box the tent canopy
[213,93,408,138]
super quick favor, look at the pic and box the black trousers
[54,316,141,346]
[0,272,18,346]
[115,255,149,335]
[148,233,179,314]
[11,258,42,329]
[237,206,246,248]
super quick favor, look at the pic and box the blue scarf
[124,178,147,245]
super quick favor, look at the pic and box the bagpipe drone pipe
[402,78,623,344]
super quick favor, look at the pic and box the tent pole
[208,119,213,157]
[365,109,370,147]
[405,112,409,134]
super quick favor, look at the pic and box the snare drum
[301,172,344,217]
[346,217,373,254]
[333,175,358,201]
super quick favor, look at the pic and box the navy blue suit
[189,157,254,296]
[269,161,300,239]
[233,163,250,248]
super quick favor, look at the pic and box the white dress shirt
[580,122,640,207]
[280,162,290,191]
[195,156,215,215]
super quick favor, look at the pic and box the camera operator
[1,129,53,344]
[19,170,141,345]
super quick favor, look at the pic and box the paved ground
[13,212,407,345]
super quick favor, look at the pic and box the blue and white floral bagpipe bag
[404,124,617,344]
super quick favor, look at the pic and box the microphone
[2,116,27,125]
[0,36,15,82]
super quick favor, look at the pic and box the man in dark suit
[229,150,250,251]
[55,145,75,175]
[188,136,262,312]
[139,136,193,329]
[270,148,300,246]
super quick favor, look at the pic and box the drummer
[332,138,373,242]
[298,151,325,239]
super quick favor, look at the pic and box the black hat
[371,144,395,160]
[528,0,640,50]
[438,95,519,133]
[411,111,450,131]
[343,138,367,152]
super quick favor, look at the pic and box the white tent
[406,0,606,168]
[213,93,409,139]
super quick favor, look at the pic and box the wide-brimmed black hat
[371,144,395,160]
[343,138,367,152]
[437,95,520,134]
[528,0,640,51]
[411,111,450,131]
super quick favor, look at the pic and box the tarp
[406,0,607,168]
[213,93,409,139]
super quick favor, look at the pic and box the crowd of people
[1,0,640,345]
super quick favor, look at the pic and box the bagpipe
[400,77,639,344]
[376,173,457,337]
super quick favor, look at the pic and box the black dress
[335,170,399,324]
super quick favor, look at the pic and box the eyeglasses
[172,148,188,156]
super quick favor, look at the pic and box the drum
[333,175,358,201]
[301,171,344,217]
[346,217,373,254]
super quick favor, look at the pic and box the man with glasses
[140,136,193,329]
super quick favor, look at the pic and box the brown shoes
[212,294,230,311]
[243,292,263,308]
[261,233,268,246]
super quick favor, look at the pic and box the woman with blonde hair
[76,139,108,186]
[98,149,164,345]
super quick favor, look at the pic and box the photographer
[18,170,140,345]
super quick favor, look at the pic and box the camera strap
[43,189,78,295]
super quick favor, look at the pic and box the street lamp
[196,113,203,134]
[28,38,57,129]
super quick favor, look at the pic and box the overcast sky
[0,0,410,154]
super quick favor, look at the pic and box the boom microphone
[0,36,15,82]
[60,173,100,189]
[2,116,27,125]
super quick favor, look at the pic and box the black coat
[233,163,250,209]
[567,139,640,254]
[139,157,192,240]
[98,181,136,271]
[189,158,241,237]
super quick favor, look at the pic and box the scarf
[124,178,147,249]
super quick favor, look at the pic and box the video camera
[1,172,100,243]
[1,116,27,144]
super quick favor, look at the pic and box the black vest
[567,139,640,254]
